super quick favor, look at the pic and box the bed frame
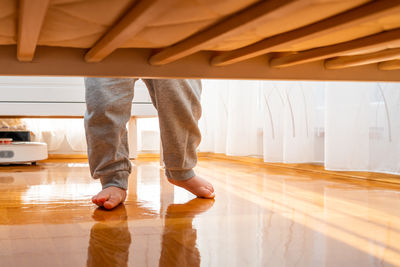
[1,0,400,81]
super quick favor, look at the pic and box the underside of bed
[1,0,400,81]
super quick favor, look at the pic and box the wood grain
[1,46,400,81]
[270,28,400,68]
[211,0,400,66]
[325,47,400,69]
[149,0,307,65]
[378,59,400,70]
[17,0,50,62]
[0,159,400,266]
[85,0,175,63]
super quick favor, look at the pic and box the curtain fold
[324,82,400,174]
[25,119,66,151]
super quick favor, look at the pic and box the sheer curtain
[24,118,87,153]
[199,80,400,175]
[14,77,400,175]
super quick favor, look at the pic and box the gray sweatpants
[84,78,202,190]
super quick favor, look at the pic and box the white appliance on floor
[0,132,48,164]
[0,142,48,165]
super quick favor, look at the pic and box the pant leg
[84,78,136,190]
[142,79,202,180]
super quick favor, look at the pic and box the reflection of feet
[168,175,215,199]
[159,198,214,267]
[166,198,215,217]
[92,204,128,221]
[88,205,131,267]
[92,186,127,210]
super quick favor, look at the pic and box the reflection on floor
[1,158,400,266]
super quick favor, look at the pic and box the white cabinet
[0,77,157,117]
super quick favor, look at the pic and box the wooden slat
[325,48,400,70]
[211,0,400,66]
[148,0,308,66]
[269,29,400,68]
[1,46,400,82]
[17,0,50,62]
[85,0,174,63]
[378,60,400,70]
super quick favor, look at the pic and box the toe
[198,187,215,199]
[207,191,216,199]
[103,194,122,210]
[92,198,99,205]
[92,191,110,206]
[206,184,215,193]
[92,195,102,206]
[96,195,108,202]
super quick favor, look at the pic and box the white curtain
[325,82,400,174]
[18,78,400,175]
[24,118,87,152]
[199,80,400,175]
[25,119,68,151]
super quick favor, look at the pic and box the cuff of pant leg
[100,171,129,190]
[165,169,195,181]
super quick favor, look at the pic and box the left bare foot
[92,186,127,210]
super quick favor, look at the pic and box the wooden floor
[1,158,400,267]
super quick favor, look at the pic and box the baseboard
[47,154,87,159]
[46,152,161,160]
[198,152,400,186]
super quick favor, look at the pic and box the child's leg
[143,79,215,198]
[84,78,136,209]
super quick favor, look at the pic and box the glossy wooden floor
[1,158,400,267]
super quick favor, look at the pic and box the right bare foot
[167,175,215,199]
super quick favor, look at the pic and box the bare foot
[92,186,127,210]
[168,175,215,199]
